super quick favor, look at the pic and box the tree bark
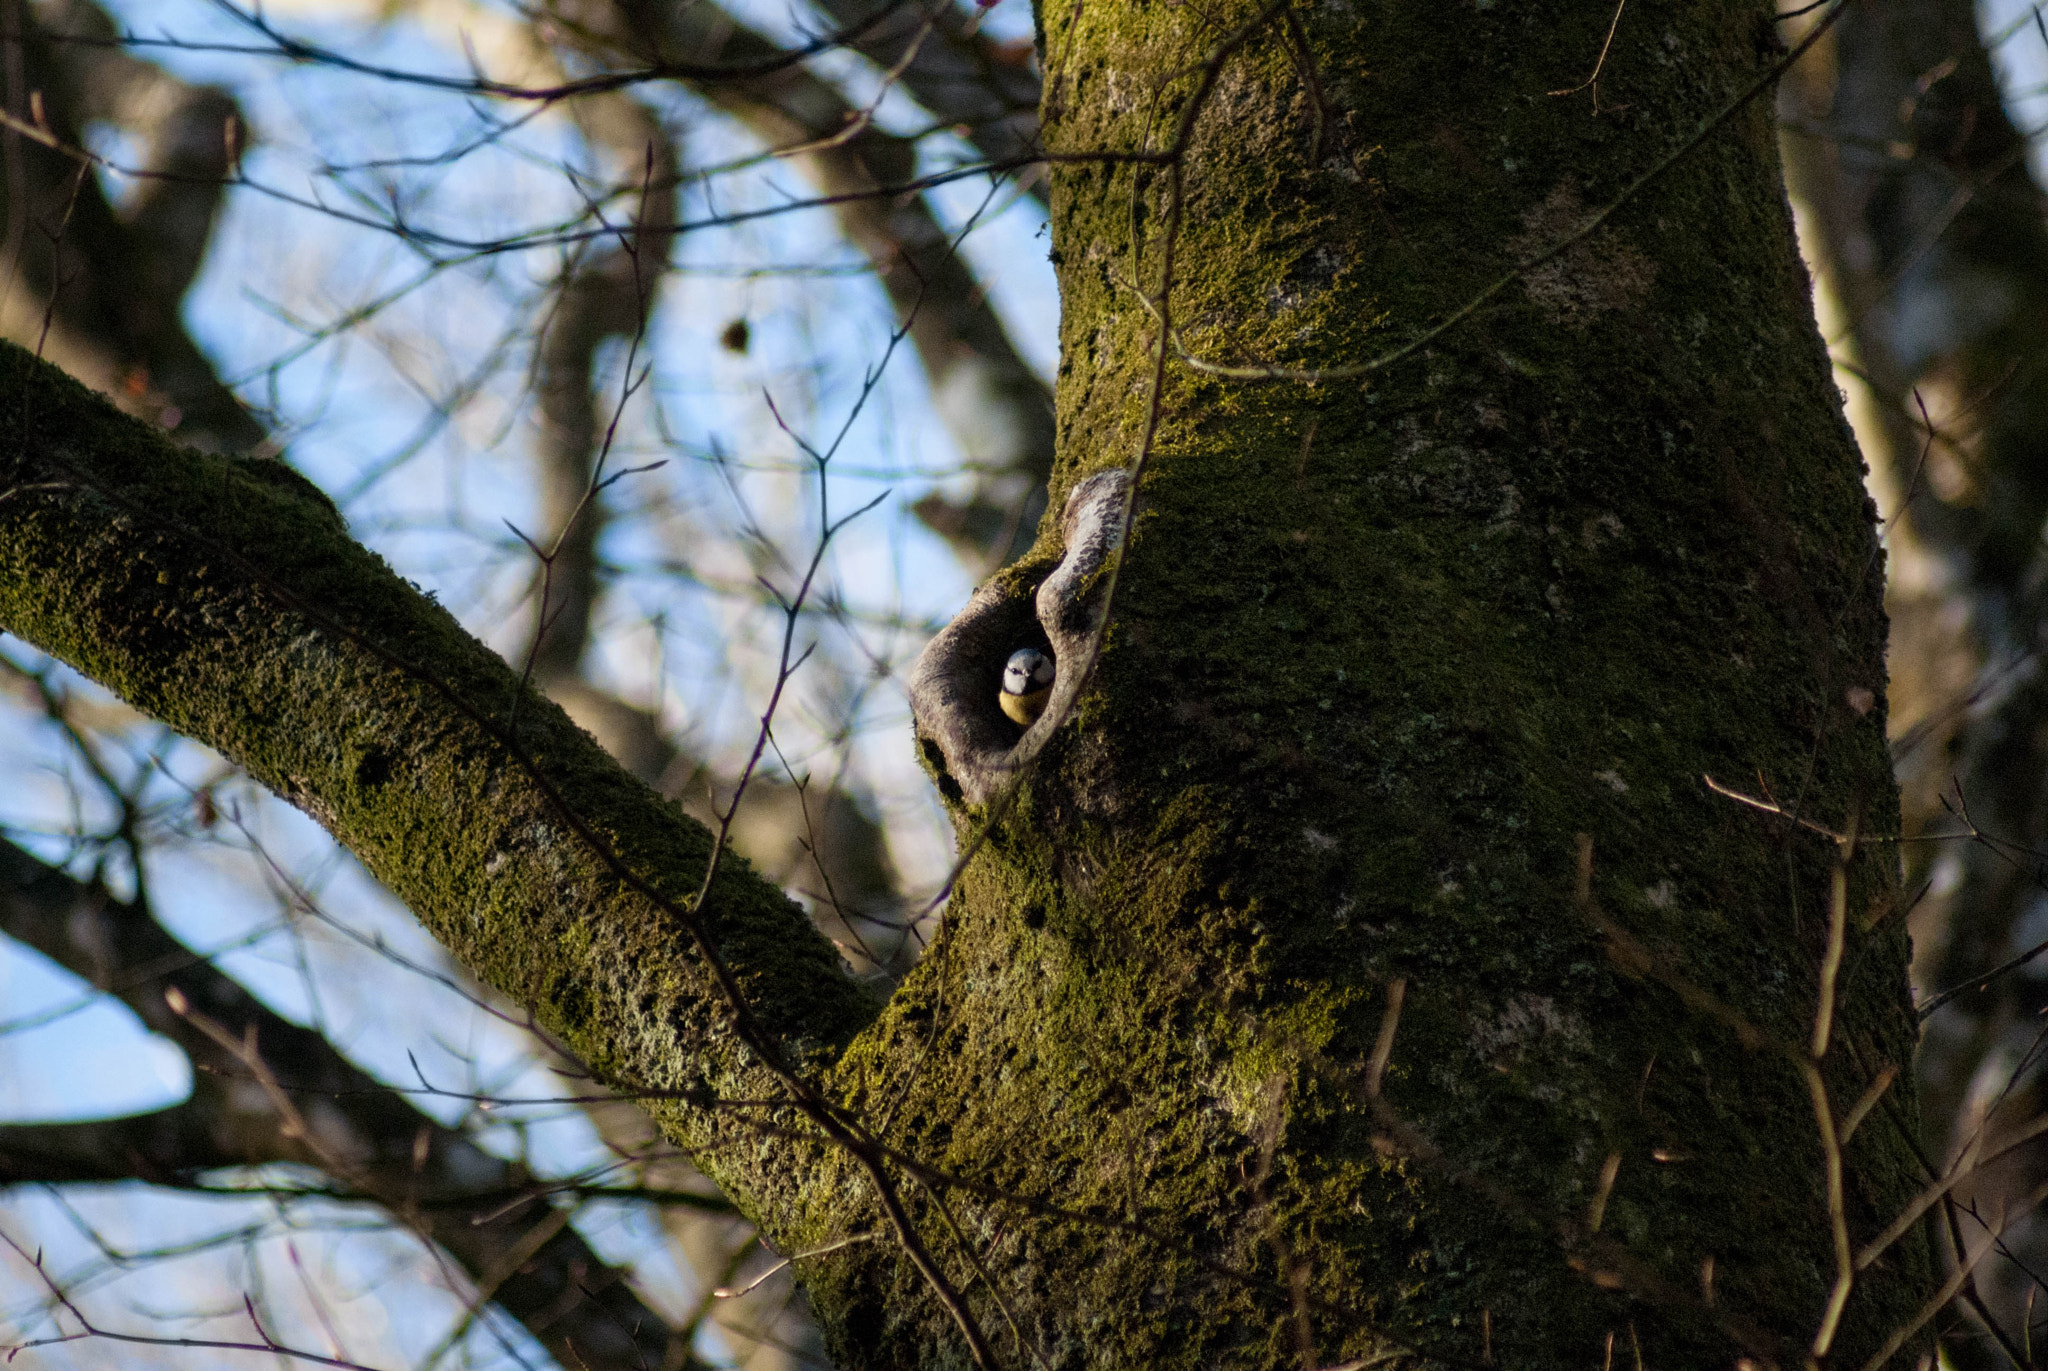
[0,1,1939,1368]
[880,0,1933,1363]
[0,336,881,1277]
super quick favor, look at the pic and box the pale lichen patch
[1468,992,1590,1073]
[1512,182,1658,327]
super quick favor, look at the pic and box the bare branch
[548,0,1055,568]
[0,831,700,1370]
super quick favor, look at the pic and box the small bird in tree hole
[1000,648,1054,726]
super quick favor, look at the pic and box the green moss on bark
[0,0,1936,1365]
[812,0,1931,1366]
[0,339,873,1225]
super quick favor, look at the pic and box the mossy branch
[0,338,877,1176]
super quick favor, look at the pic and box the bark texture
[0,1,1939,1367]
[835,0,1933,1365]
[0,338,876,1183]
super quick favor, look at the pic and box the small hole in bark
[908,469,1131,806]
[998,633,1056,733]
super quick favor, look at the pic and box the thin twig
[1548,0,1629,106]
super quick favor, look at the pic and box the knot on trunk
[909,470,1130,806]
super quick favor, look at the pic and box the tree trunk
[873,0,1932,1363]
[0,1,1936,1368]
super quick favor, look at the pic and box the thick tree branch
[515,92,859,1365]
[0,339,878,1224]
[518,87,908,982]
[0,31,815,1350]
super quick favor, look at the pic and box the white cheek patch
[1003,649,1053,695]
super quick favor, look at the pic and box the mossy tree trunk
[0,1,1934,1368]
[851,0,1931,1363]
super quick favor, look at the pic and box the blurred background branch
[1783,0,2048,1356]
